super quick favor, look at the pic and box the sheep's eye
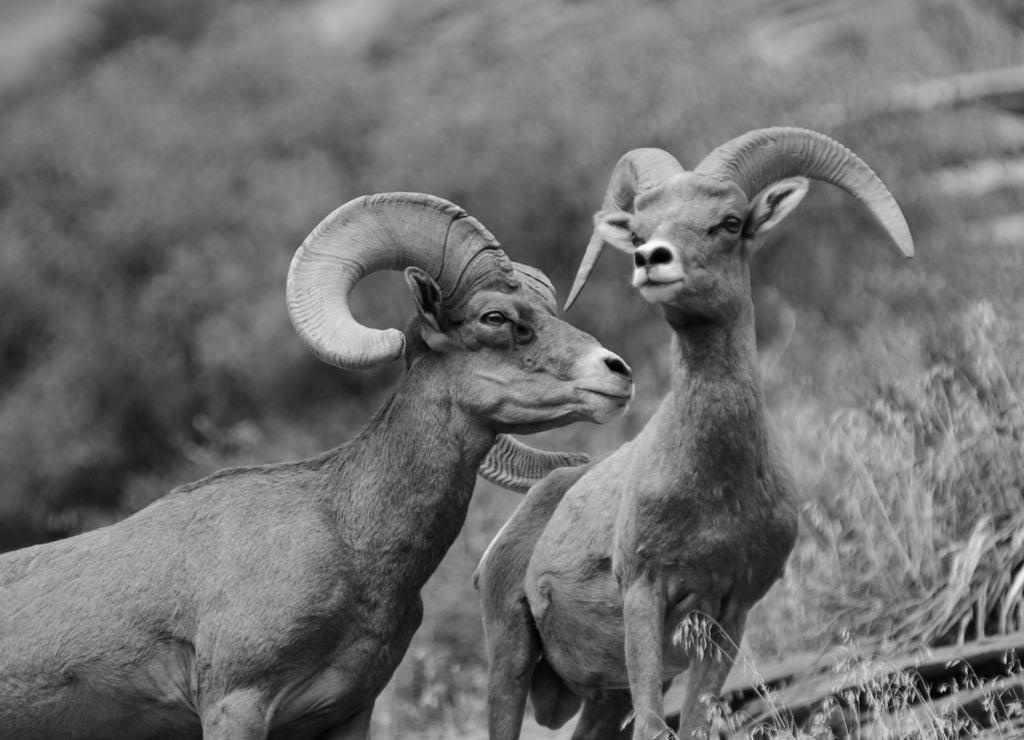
[722,215,743,234]
[480,311,508,326]
[630,233,643,248]
[513,324,533,343]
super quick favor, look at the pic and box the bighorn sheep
[475,129,914,739]
[0,193,634,739]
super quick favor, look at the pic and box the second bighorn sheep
[0,193,633,739]
[476,129,914,739]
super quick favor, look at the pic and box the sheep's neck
[664,303,771,494]
[669,304,759,386]
[323,363,493,593]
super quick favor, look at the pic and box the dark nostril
[633,252,647,268]
[604,355,632,378]
[649,246,673,266]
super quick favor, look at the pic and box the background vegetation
[1,0,1023,736]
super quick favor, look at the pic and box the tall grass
[750,302,1024,659]
[714,636,1024,739]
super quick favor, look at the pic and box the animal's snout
[632,240,686,288]
[577,347,633,422]
[602,352,632,380]
[634,245,674,268]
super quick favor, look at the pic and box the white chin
[590,399,630,424]
[638,282,680,302]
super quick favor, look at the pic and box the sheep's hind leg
[314,705,373,740]
[569,689,633,740]
[571,683,673,740]
[476,465,590,740]
[480,588,542,740]
[529,656,581,729]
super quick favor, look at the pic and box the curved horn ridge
[605,148,686,211]
[478,434,591,493]
[287,192,509,370]
[695,127,914,258]
[565,148,685,310]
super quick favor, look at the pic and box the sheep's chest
[657,492,795,602]
[625,438,798,603]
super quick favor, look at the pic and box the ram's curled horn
[694,127,915,259]
[287,192,512,370]
[478,434,592,493]
[565,148,685,311]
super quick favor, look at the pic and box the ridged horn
[565,148,685,310]
[510,262,558,311]
[478,434,592,493]
[694,127,914,258]
[287,192,511,370]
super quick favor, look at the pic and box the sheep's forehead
[463,265,558,316]
[510,263,558,313]
[636,174,747,232]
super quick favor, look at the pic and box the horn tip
[564,282,583,312]
[893,226,915,259]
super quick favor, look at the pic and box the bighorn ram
[475,129,914,739]
[0,193,633,739]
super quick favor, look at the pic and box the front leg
[201,689,267,740]
[622,578,668,740]
[671,614,745,740]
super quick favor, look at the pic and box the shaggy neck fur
[319,357,494,602]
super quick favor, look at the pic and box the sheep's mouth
[637,279,686,302]
[635,274,685,289]
[633,259,687,288]
[577,387,633,402]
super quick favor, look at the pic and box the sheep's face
[404,268,633,433]
[595,173,808,324]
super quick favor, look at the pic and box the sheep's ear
[404,267,448,346]
[593,210,637,253]
[743,177,810,244]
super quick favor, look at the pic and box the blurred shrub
[87,0,221,53]
[0,4,389,540]
[752,302,1024,655]
[983,0,1024,30]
